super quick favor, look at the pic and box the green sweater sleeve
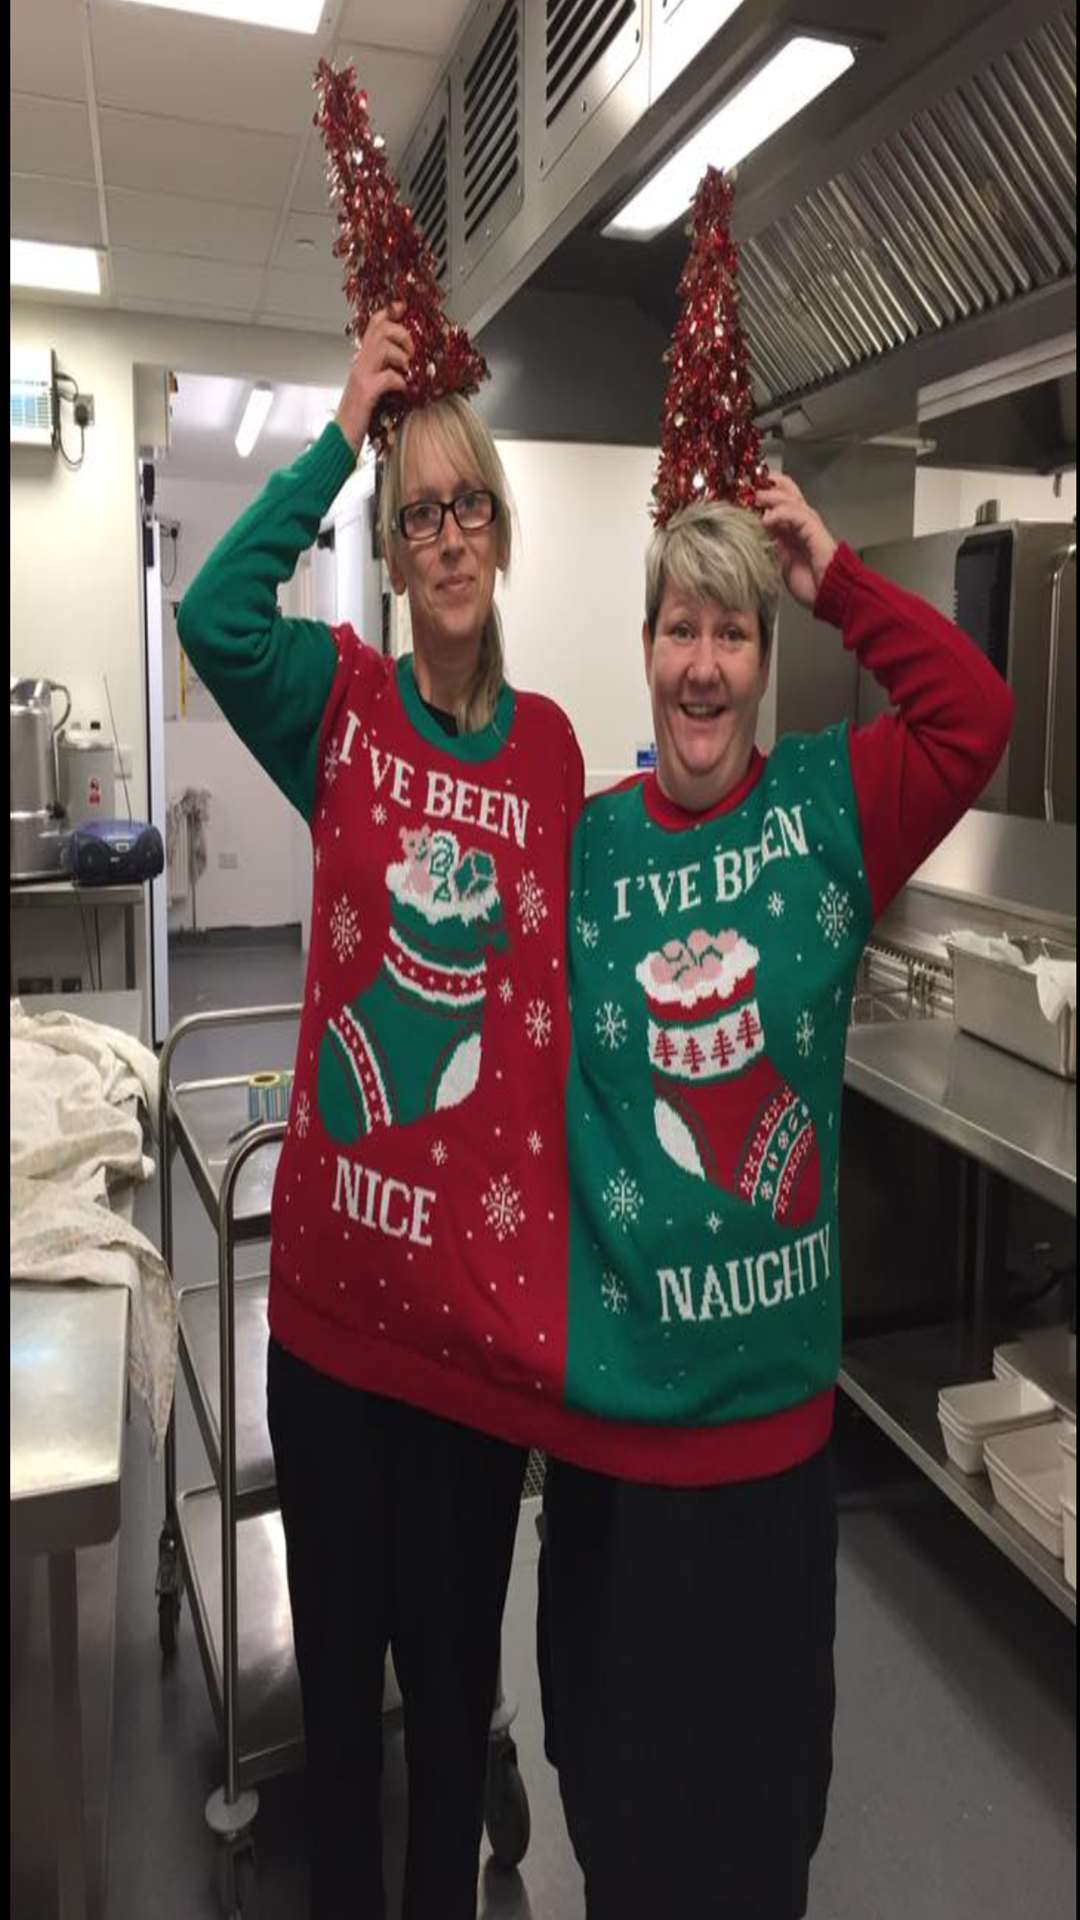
[177,421,359,821]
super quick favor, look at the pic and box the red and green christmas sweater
[562,540,1012,1483]
[179,423,1011,1486]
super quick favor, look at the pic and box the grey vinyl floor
[10,939,1077,1920]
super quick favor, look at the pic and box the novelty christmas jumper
[179,423,592,1454]
[561,541,1013,1484]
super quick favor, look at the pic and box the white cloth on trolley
[9,1000,176,1450]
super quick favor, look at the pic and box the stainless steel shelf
[176,1488,304,1790]
[843,1016,1076,1217]
[176,1278,278,1519]
[839,1323,1076,1624]
[169,1080,283,1242]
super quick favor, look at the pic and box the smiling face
[643,589,770,812]
[387,412,502,663]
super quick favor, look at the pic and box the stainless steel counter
[11,1284,130,1553]
[843,1015,1076,1217]
[11,1283,130,1920]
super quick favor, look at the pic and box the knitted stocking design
[637,933,821,1230]
[318,834,506,1146]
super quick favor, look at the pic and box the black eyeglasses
[396,489,498,544]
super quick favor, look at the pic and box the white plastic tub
[992,1343,1026,1384]
[984,1424,1065,1558]
[939,1378,1056,1429]
[1062,1493,1076,1591]
[1061,1422,1076,1506]
[938,1407,987,1475]
[937,1378,1057,1474]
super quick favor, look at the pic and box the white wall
[11,300,353,980]
[495,439,658,790]
[154,473,309,936]
[10,301,352,819]
[914,465,1076,534]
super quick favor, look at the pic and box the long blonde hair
[379,394,513,734]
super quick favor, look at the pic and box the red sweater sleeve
[813,542,1014,919]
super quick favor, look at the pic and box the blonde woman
[179,308,584,1920]
[537,475,1013,1920]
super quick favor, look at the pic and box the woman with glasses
[178,305,584,1920]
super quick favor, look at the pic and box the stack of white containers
[938,1378,1057,1474]
[984,1424,1067,1558]
[1061,1422,1076,1590]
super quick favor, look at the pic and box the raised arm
[177,307,413,819]
[757,476,1013,919]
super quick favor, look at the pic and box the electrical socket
[217,851,239,870]
[74,393,95,427]
[161,518,181,539]
[60,976,83,992]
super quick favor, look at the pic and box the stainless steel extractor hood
[394,0,1076,456]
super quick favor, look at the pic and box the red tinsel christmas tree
[313,59,488,457]
[651,166,769,527]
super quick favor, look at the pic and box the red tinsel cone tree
[313,59,488,457]
[651,166,770,527]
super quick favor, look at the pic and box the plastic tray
[939,1409,988,1475]
[939,1377,1057,1431]
[984,1425,1065,1558]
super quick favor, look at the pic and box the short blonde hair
[645,500,782,654]
[379,394,513,734]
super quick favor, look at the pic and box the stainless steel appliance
[59,722,116,826]
[859,522,1076,824]
[10,676,71,880]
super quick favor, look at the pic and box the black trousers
[266,1336,527,1920]
[538,1444,837,1920]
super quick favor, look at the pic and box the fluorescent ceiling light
[604,36,856,242]
[111,0,324,31]
[235,384,275,458]
[11,239,102,295]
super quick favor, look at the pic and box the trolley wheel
[484,1731,531,1871]
[157,1588,181,1656]
[216,1839,260,1920]
[155,1522,183,1657]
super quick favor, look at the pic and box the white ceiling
[11,0,474,332]
[162,370,342,482]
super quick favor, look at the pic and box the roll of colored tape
[247,1071,294,1123]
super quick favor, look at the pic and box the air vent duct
[458,0,523,269]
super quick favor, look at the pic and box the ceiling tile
[290,138,337,218]
[256,310,343,334]
[12,0,89,103]
[10,95,96,183]
[98,109,299,209]
[114,294,258,326]
[272,211,342,277]
[333,44,440,156]
[11,174,103,248]
[88,3,320,136]
[259,267,349,324]
[106,187,277,266]
[337,0,471,56]
[110,246,264,310]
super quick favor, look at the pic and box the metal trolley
[155,1005,531,1918]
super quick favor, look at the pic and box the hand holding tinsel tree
[313,59,488,458]
[651,166,770,527]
